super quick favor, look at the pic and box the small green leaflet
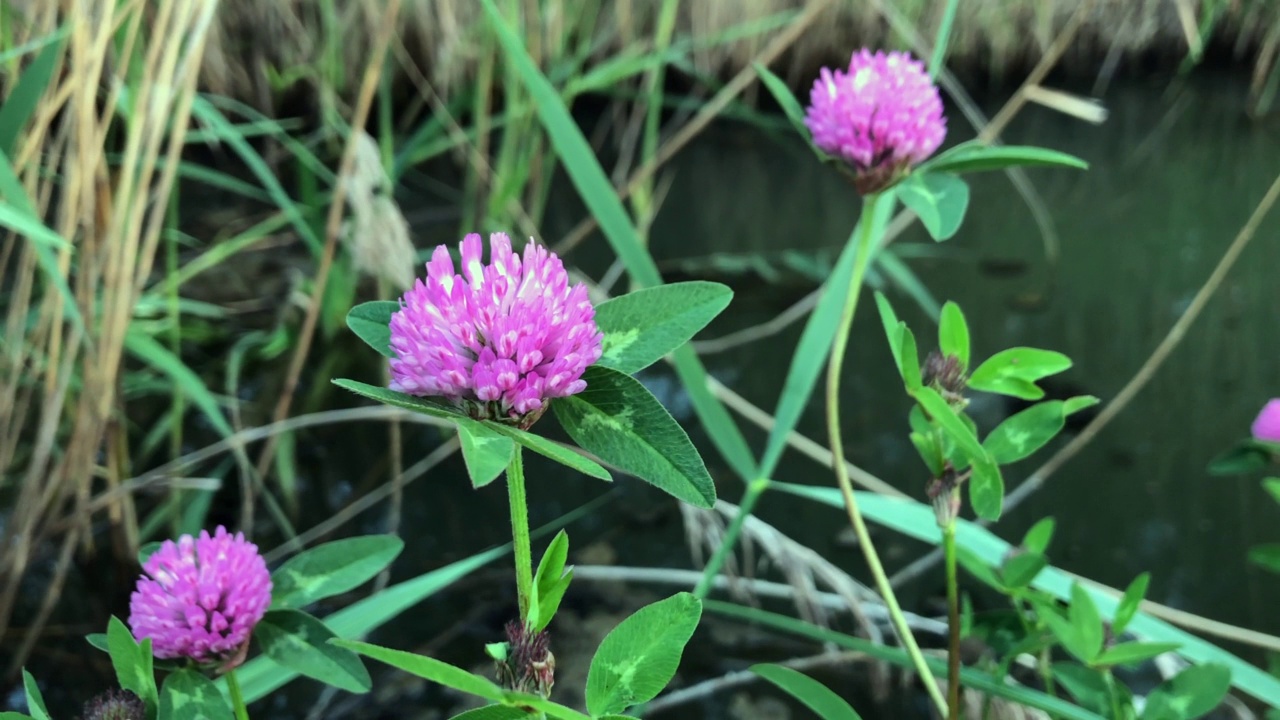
[897,172,969,241]
[346,300,398,358]
[967,347,1073,401]
[334,639,505,702]
[333,379,469,421]
[253,610,372,693]
[585,593,703,716]
[159,669,233,720]
[937,301,970,369]
[456,417,516,488]
[21,671,49,720]
[920,141,1089,175]
[750,664,862,719]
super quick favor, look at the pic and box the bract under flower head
[128,526,271,666]
[1252,399,1280,443]
[388,232,603,427]
[804,49,946,194]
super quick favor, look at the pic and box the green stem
[1105,669,1125,719]
[692,477,770,599]
[929,0,962,77]
[507,446,534,622]
[226,669,251,720]
[944,521,961,720]
[825,191,949,717]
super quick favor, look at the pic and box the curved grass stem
[944,521,961,720]
[825,191,949,717]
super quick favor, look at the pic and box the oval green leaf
[593,281,733,375]
[107,616,157,712]
[20,670,49,720]
[346,300,398,358]
[750,664,862,719]
[912,386,1003,519]
[552,366,714,508]
[456,418,516,489]
[897,172,969,241]
[1092,641,1182,669]
[983,400,1067,465]
[448,707,531,720]
[1111,572,1150,635]
[160,669,233,720]
[271,535,405,610]
[968,347,1073,400]
[938,301,970,369]
[585,592,703,716]
[254,609,372,693]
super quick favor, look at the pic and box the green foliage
[530,530,573,632]
[750,664,863,719]
[554,366,715,508]
[593,281,733,375]
[1112,573,1150,636]
[983,398,1098,465]
[346,301,399,358]
[270,535,405,610]
[457,418,517,488]
[254,609,372,693]
[1207,439,1278,475]
[160,670,233,720]
[20,671,49,720]
[937,301,970,369]
[897,172,970,241]
[921,141,1089,175]
[335,640,507,702]
[106,616,158,716]
[585,593,703,716]
[1141,663,1232,720]
[967,347,1074,401]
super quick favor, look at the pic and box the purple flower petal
[389,233,604,425]
[1252,399,1280,442]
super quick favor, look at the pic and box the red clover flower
[804,49,946,194]
[388,232,603,428]
[128,526,271,667]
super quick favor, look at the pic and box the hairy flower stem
[507,446,534,622]
[227,670,251,720]
[825,192,949,716]
[944,521,961,720]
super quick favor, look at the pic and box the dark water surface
[10,69,1280,719]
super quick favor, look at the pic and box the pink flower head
[804,49,946,194]
[388,232,603,427]
[1252,399,1280,443]
[128,526,271,666]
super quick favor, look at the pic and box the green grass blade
[124,329,233,439]
[0,31,63,156]
[758,193,895,478]
[708,600,1103,720]
[478,0,756,480]
[772,483,1280,708]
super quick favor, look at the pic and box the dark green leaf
[270,535,405,610]
[900,324,923,392]
[1112,573,1150,635]
[750,664,862,719]
[159,669,233,720]
[532,530,571,632]
[126,329,233,438]
[553,366,714,508]
[968,348,1073,401]
[0,713,34,719]
[912,386,1003,519]
[139,541,163,565]
[1093,641,1182,668]
[1068,583,1104,663]
[254,610,371,693]
[585,593,703,716]
[983,400,1067,465]
[456,418,516,489]
[1001,551,1048,589]
[1263,477,1280,506]
[956,546,1004,589]
[938,301,970,369]
[332,378,468,421]
[1022,517,1056,554]
[86,633,109,653]
[21,671,49,720]
[593,281,733,374]
[921,142,1089,175]
[346,301,398,358]
[1250,544,1280,574]
[897,172,969,241]
[1051,663,1111,714]
[334,639,505,702]
[0,35,63,156]
[874,291,904,378]
[1207,441,1276,476]
[1143,663,1232,720]
[489,423,612,482]
[107,616,157,714]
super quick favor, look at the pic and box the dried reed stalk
[0,0,219,676]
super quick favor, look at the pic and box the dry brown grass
[196,0,1280,110]
[0,0,218,676]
